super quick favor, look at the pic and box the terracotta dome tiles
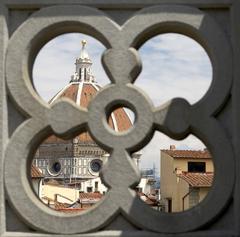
[44,82,133,144]
[112,107,132,132]
[80,84,98,107]
[49,84,78,104]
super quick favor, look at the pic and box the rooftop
[31,165,43,178]
[161,145,211,159]
[177,172,214,187]
[79,192,103,201]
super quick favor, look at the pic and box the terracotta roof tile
[79,192,103,200]
[137,192,155,206]
[161,149,211,159]
[80,84,97,107]
[49,84,78,104]
[54,202,70,209]
[31,165,43,178]
[178,172,213,187]
[44,82,133,143]
[113,108,132,132]
[43,135,71,144]
[45,179,61,186]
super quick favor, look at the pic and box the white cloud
[136,33,212,106]
[33,33,211,174]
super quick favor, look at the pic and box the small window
[87,187,93,193]
[188,162,206,172]
[167,198,172,213]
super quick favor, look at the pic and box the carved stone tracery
[1,2,237,236]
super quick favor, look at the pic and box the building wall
[160,152,186,212]
[41,178,107,206]
[188,188,200,209]
[80,177,108,194]
[173,158,214,173]
[32,178,42,197]
[34,142,109,179]
[160,151,213,212]
[137,178,154,194]
[38,143,73,159]
[41,185,79,204]
[160,152,175,204]
[199,187,209,202]
[177,176,190,211]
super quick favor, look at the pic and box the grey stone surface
[0,0,239,236]
[0,2,8,235]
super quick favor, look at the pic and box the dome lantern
[70,40,95,83]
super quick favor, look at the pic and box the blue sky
[33,33,212,173]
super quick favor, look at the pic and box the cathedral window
[48,161,62,175]
[90,159,102,173]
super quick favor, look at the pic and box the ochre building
[160,145,213,212]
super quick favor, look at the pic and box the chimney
[170,145,176,150]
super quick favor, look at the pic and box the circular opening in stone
[48,161,62,176]
[106,106,135,133]
[90,159,103,173]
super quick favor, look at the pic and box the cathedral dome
[44,40,132,144]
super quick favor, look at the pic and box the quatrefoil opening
[30,130,109,213]
[4,4,234,234]
[132,131,215,213]
[88,84,154,151]
[134,33,213,107]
